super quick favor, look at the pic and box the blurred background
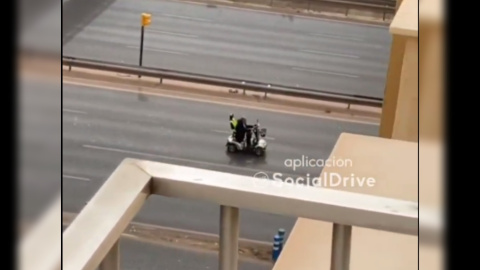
[17,0,61,265]
[16,0,444,269]
[419,0,445,269]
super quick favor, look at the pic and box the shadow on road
[63,0,117,45]
[225,150,268,167]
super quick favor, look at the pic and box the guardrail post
[138,25,145,78]
[330,223,352,270]
[265,85,271,99]
[99,240,120,270]
[219,205,239,270]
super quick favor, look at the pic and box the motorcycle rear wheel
[227,144,237,153]
[254,147,264,156]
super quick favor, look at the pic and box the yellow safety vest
[230,118,237,129]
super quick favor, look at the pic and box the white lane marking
[292,67,359,79]
[63,108,87,114]
[63,80,380,126]
[63,174,91,181]
[299,49,359,59]
[83,144,284,176]
[309,33,365,42]
[211,129,276,140]
[126,46,188,55]
[148,29,199,38]
[162,13,212,22]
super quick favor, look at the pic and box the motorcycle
[226,119,267,156]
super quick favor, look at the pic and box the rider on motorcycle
[235,117,253,148]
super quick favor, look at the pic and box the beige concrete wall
[391,38,418,141]
[273,133,418,270]
[379,35,406,138]
[380,0,419,142]
[419,18,444,143]
[275,1,421,268]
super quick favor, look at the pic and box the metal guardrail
[278,0,397,21]
[341,0,396,8]
[315,0,396,11]
[319,0,397,20]
[62,56,383,108]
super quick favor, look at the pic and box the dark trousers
[235,132,245,143]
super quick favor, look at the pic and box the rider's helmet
[229,113,234,120]
[240,116,246,124]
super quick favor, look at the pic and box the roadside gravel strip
[63,212,274,263]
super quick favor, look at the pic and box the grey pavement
[63,0,391,98]
[62,226,272,270]
[62,83,379,242]
[120,238,272,270]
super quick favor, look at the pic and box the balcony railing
[59,158,425,270]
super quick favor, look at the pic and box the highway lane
[62,83,379,242]
[63,0,391,98]
[62,226,271,269]
[120,238,272,270]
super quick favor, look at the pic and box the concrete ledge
[390,0,418,37]
[62,159,152,270]
[138,158,418,235]
[274,133,419,270]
